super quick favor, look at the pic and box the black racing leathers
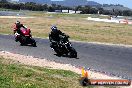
[49,30,65,43]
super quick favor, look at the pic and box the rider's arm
[49,33,53,42]
[21,24,27,29]
[58,30,65,35]
[59,30,69,38]
[13,30,17,34]
[13,24,17,34]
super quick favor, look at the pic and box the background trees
[0,0,132,16]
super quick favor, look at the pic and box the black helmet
[15,21,20,25]
[51,25,57,31]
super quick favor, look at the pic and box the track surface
[0,34,132,79]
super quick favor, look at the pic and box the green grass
[0,56,119,88]
[0,56,89,88]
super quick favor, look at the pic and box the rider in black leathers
[49,25,69,55]
[49,25,67,43]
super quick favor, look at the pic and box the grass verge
[0,55,119,88]
[0,56,82,88]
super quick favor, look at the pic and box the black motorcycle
[50,35,77,58]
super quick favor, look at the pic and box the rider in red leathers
[13,21,27,42]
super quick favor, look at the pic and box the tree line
[0,0,132,16]
[0,0,71,11]
[75,6,132,16]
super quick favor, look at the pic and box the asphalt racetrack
[0,34,132,80]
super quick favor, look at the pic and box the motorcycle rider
[49,25,68,43]
[49,25,69,55]
[13,21,27,42]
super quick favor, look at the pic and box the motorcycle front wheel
[19,36,26,46]
[31,38,37,47]
[69,47,77,58]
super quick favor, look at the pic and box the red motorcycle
[15,27,36,47]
